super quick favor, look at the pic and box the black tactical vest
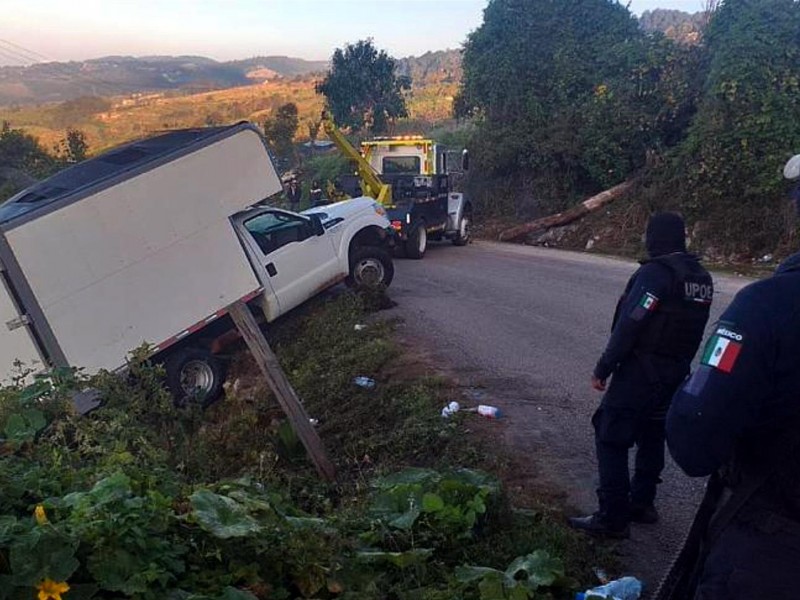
[634,254,713,360]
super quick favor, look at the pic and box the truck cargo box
[0,123,281,380]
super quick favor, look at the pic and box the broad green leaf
[190,490,260,539]
[422,492,445,512]
[505,550,564,588]
[478,573,506,600]
[357,548,433,568]
[219,588,258,600]
[3,408,46,443]
[454,566,505,584]
[388,502,421,530]
[373,468,438,488]
[9,529,79,585]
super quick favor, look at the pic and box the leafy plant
[456,550,566,599]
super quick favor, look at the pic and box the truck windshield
[382,156,421,175]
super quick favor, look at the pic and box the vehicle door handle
[266,262,277,277]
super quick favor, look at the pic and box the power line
[0,38,49,62]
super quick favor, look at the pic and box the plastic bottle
[353,376,376,389]
[575,576,643,600]
[477,404,501,419]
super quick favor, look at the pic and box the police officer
[666,156,800,598]
[570,213,713,538]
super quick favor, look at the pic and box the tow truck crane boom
[321,111,392,206]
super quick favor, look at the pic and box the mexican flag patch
[701,329,743,373]
[640,293,659,311]
[631,292,659,321]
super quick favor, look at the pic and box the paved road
[387,240,751,591]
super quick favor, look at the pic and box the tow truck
[322,112,472,259]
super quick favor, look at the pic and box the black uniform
[571,213,713,535]
[667,252,800,599]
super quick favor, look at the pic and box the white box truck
[0,123,394,401]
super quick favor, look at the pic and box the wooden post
[228,301,336,482]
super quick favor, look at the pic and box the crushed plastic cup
[441,401,461,418]
[353,376,376,389]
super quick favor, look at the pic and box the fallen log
[498,179,636,242]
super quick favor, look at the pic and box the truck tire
[164,347,226,406]
[346,246,394,288]
[405,223,427,259]
[452,210,472,246]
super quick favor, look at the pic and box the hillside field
[0,77,459,154]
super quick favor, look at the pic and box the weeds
[0,292,610,599]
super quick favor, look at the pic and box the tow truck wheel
[405,223,427,259]
[165,347,225,407]
[347,246,394,288]
[453,211,472,246]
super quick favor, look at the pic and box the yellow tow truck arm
[321,111,392,206]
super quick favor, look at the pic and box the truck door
[0,272,46,383]
[239,210,343,315]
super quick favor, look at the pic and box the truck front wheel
[453,210,472,246]
[164,347,226,406]
[347,246,394,289]
[405,223,427,259]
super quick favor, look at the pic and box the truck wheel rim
[418,227,427,252]
[460,217,470,240]
[354,258,385,287]
[180,360,214,396]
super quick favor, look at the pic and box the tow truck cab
[359,137,470,259]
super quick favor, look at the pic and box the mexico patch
[631,292,659,321]
[700,327,743,373]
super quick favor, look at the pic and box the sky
[1,0,711,67]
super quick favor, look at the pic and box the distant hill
[0,55,328,106]
[396,50,462,86]
[639,9,706,44]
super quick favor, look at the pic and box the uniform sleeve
[666,286,774,477]
[593,264,672,381]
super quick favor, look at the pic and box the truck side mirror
[461,149,470,172]
[308,213,325,236]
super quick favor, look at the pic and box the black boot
[629,503,659,524]
[568,512,630,539]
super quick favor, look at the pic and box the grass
[0,78,457,155]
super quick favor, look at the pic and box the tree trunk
[498,179,635,242]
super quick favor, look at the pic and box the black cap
[646,212,686,257]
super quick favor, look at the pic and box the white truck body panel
[0,277,44,383]
[0,125,280,375]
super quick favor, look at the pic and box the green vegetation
[458,0,800,258]
[316,40,412,134]
[263,103,300,173]
[0,294,610,599]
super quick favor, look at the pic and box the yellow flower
[34,504,48,526]
[36,579,69,600]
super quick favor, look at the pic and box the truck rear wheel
[347,246,394,288]
[164,347,225,406]
[405,223,427,259]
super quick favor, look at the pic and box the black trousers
[592,358,685,525]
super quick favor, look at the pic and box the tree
[0,122,59,200]
[55,128,89,163]
[263,103,299,172]
[316,39,411,134]
[456,0,699,215]
[667,0,800,254]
